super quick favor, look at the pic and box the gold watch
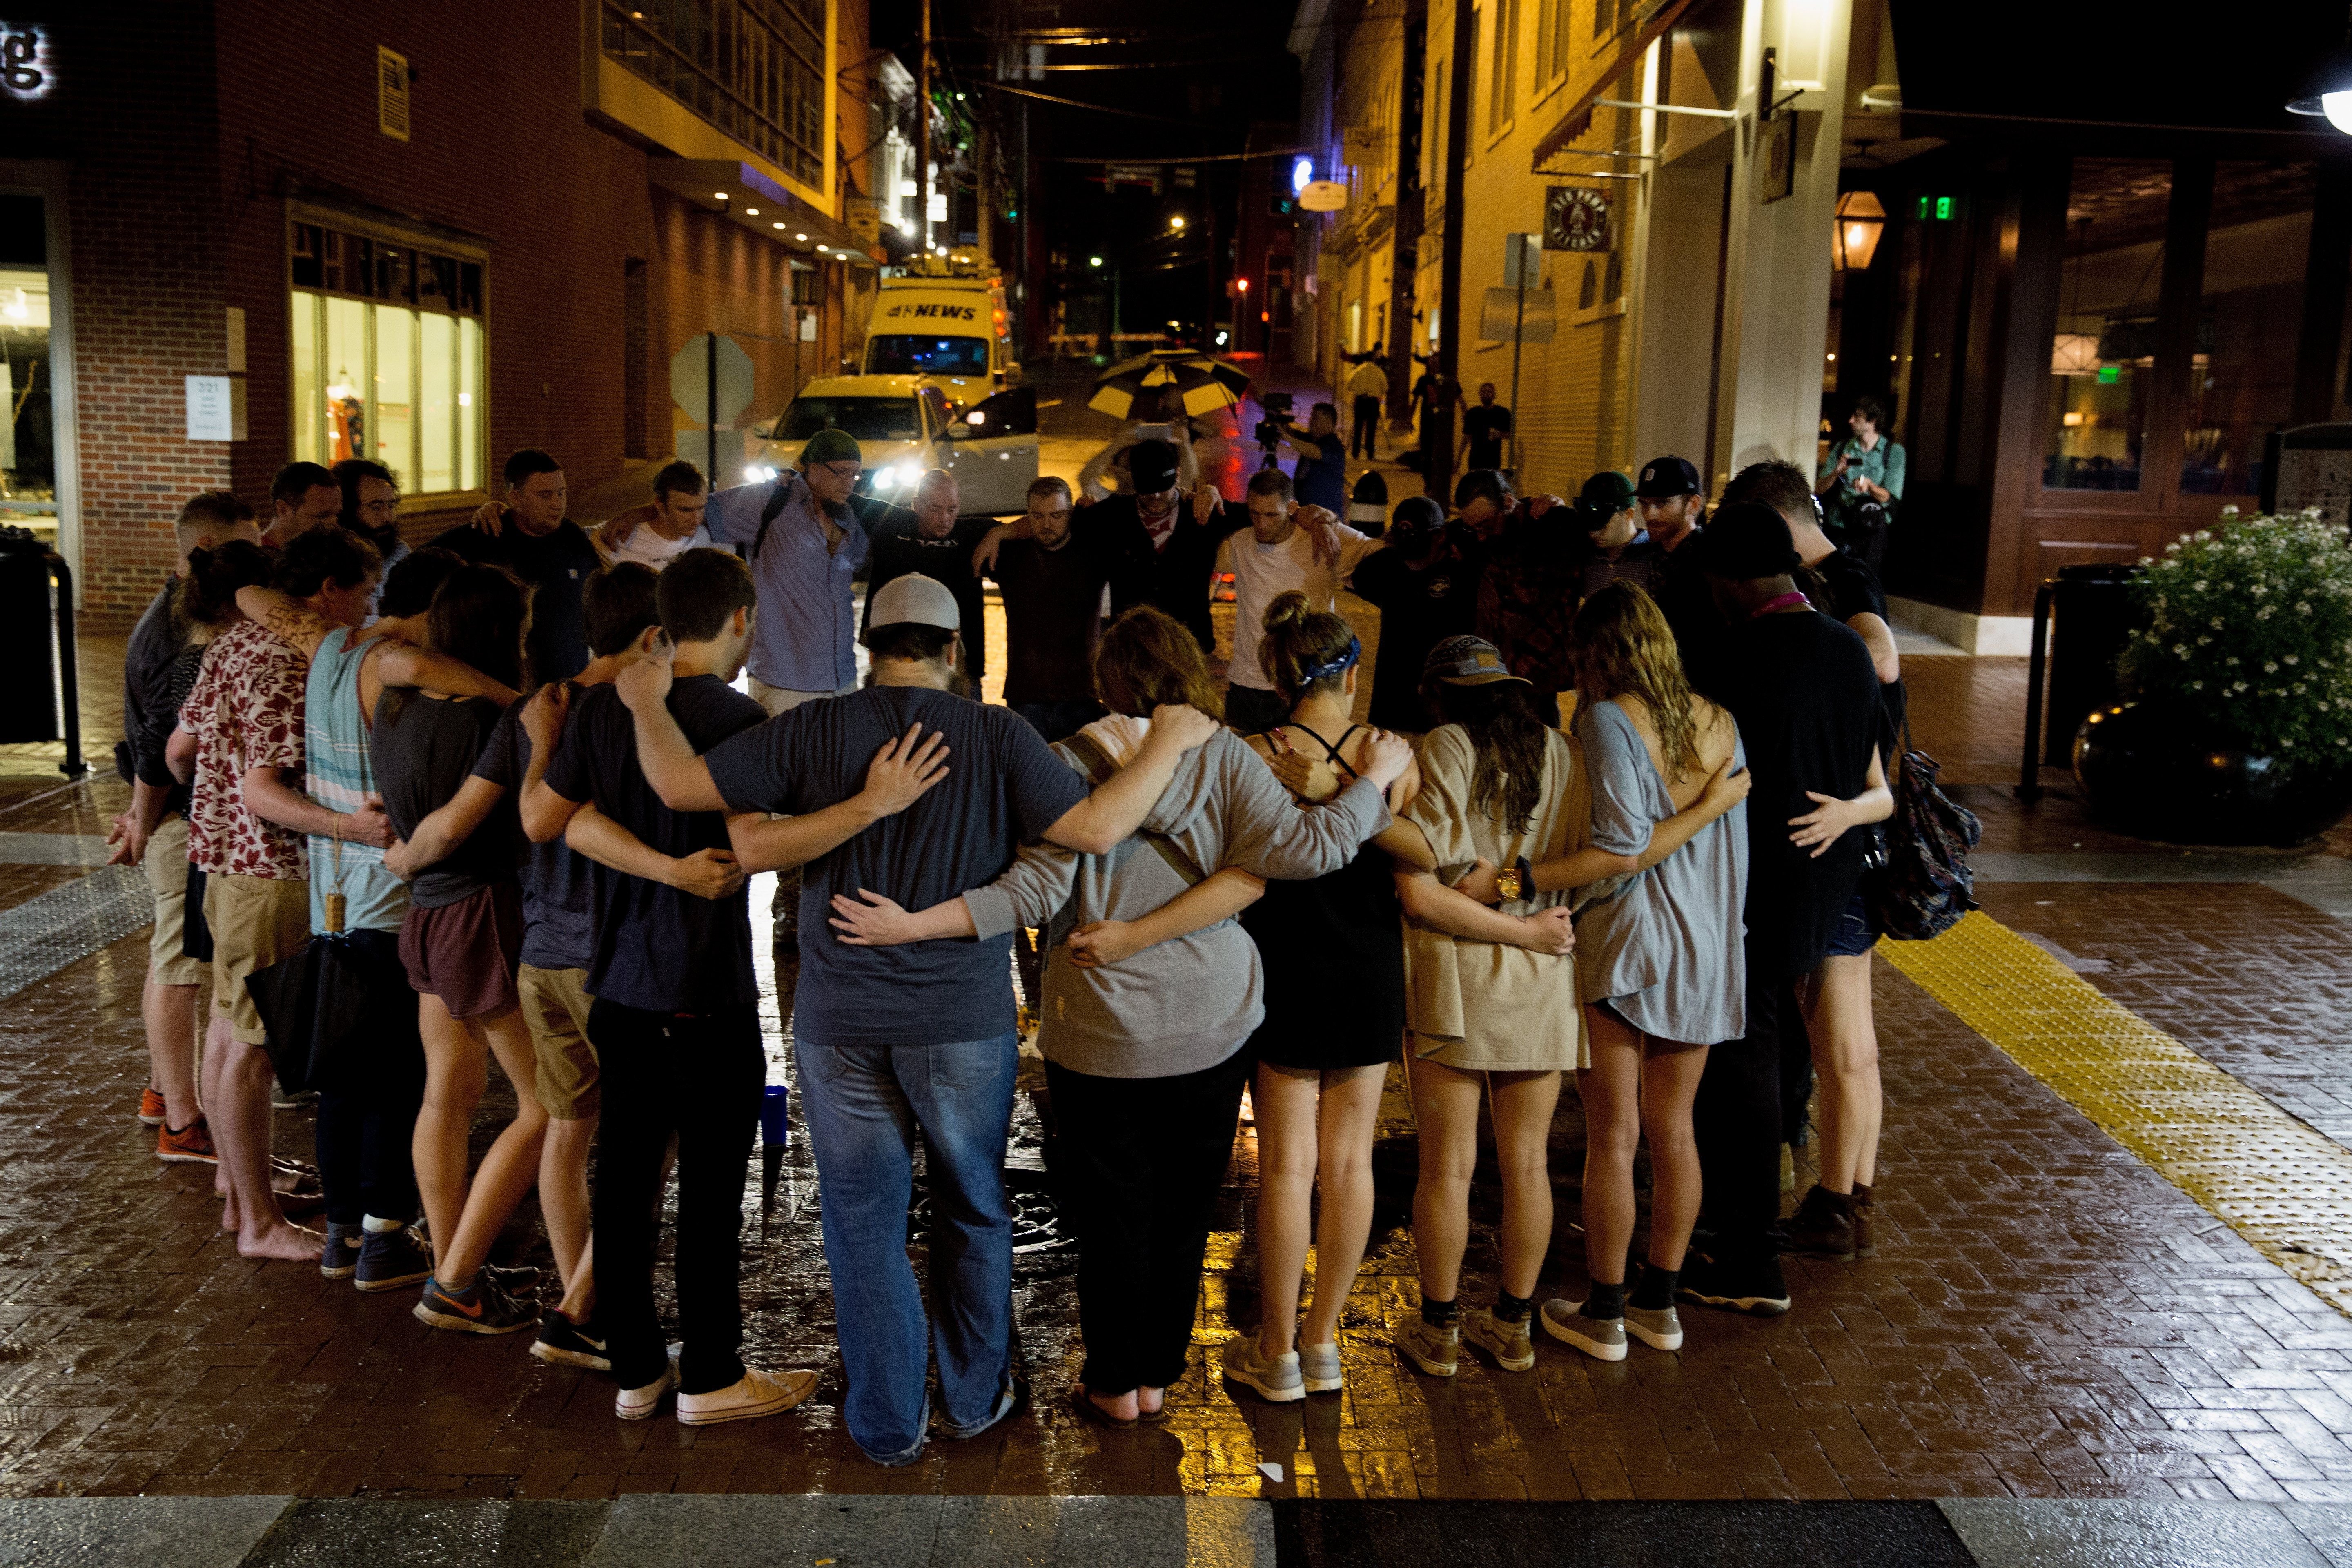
[1495,865,1523,903]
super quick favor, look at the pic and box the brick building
[3,0,886,627]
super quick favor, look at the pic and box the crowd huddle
[107,425,1910,1464]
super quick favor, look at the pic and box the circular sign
[1299,180,1348,213]
[1546,186,1612,252]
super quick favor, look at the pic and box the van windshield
[866,334,991,376]
[773,397,920,442]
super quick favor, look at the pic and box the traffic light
[1269,189,1298,218]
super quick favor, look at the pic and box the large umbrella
[1089,349,1252,420]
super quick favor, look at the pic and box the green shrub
[2120,509,2352,762]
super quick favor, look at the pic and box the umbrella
[1089,349,1252,420]
[245,929,415,1094]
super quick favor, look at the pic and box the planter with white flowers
[2074,508,2352,846]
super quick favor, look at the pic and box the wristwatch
[1495,864,1521,903]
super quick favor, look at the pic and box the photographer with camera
[1270,400,1350,517]
[1814,396,1904,572]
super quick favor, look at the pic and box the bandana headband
[1301,636,1362,685]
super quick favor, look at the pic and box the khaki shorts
[203,872,310,1046]
[518,963,599,1119]
[144,814,205,988]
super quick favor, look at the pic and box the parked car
[745,375,1038,517]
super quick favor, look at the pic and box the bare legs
[1253,1062,1386,1357]
[541,1113,598,1320]
[1408,1059,1560,1302]
[414,995,550,1286]
[1575,1006,1710,1289]
[143,976,201,1129]
[1799,953,1880,1194]
[203,1013,317,1260]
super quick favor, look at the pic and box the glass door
[0,194,55,547]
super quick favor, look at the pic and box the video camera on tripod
[1253,391,1296,470]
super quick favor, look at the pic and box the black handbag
[1865,713,1980,942]
[181,862,214,964]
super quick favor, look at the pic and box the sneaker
[677,1366,819,1427]
[156,1119,217,1164]
[354,1226,434,1293]
[1677,1250,1792,1317]
[413,1272,538,1334]
[1392,1311,1460,1378]
[138,1087,167,1127]
[616,1359,677,1421]
[1853,1183,1878,1259]
[1463,1307,1536,1372]
[532,1310,612,1372]
[1779,1141,1796,1194]
[272,1085,316,1111]
[1219,1333,1304,1403]
[1299,1342,1343,1395]
[1626,1303,1684,1352]
[1784,1185,1857,1262]
[1539,1300,1626,1362]
[319,1222,363,1281]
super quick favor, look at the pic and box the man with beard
[1453,469,1578,720]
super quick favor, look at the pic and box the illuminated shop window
[289,220,486,496]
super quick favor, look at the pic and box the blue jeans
[1011,699,1104,746]
[793,1031,1019,1464]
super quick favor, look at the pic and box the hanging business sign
[1298,180,1349,213]
[1,22,50,99]
[1543,187,1611,252]
[1760,113,1797,205]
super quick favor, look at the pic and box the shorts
[398,881,523,1020]
[1823,891,1879,960]
[203,872,312,1046]
[145,814,205,988]
[1588,997,1710,1052]
[749,679,856,717]
[518,963,599,1119]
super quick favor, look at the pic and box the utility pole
[977,114,992,264]
[1433,0,1476,490]
[918,0,932,259]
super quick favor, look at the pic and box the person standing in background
[986,477,1151,744]
[1278,403,1351,518]
[1815,395,1904,572]
[435,448,601,682]
[599,461,711,572]
[1346,352,1388,461]
[1346,497,1478,734]
[861,468,995,685]
[1463,384,1512,472]
[1214,471,1379,735]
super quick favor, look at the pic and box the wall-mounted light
[2288,20,2352,132]
[1831,191,1885,271]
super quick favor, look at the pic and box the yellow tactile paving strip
[1880,910,2352,1317]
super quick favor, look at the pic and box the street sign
[1481,287,1556,344]
[670,333,755,428]
[1503,232,1542,288]
[1299,180,1348,213]
[847,199,881,247]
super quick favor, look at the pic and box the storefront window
[2043,159,2172,492]
[2180,162,2314,495]
[601,0,826,190]
[290,219,485,495]
[0,194,55,544]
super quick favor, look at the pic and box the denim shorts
[1823,891,1878,959]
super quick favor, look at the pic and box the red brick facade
[14,0,867,626]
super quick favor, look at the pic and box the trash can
[1348,470,1390,535]
[2019,561,2136,798]
[0,526,87,777]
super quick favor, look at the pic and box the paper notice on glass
[186,375,246,441]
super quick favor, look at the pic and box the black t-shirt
[120,581,181,786]
[1084,493,1239,652]
[1350,536,1481,731]
[1463,405,1512,467]
[1804,546,1906,732]
[861,510,998,679]
[703,683,1091,1047]
[1713,610,1882,984]
[471,697,596,972]
[989,525,1142,705]
[1653,533,1728,700]
[432,515,602,684]
[543,675,766,1013]
[371,691,512,909]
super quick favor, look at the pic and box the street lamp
[1169,215,1187,231]
[2288,17,2352,131]
[1833,192,1886,271]
[1089,256,1103,267]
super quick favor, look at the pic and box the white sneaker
[677,1366,820,1427]
[615,1360,677,1421]
[1299,1342,1343,1394]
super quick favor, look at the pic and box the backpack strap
[1057,730,1207,889]
[749,477,793,562]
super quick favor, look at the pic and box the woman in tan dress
[1387,637,1642,1380]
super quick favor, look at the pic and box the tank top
[304,629,409,935]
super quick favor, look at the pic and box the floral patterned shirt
[180,619,310,880]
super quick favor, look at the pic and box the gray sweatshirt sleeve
[962,840,1080,940]
[1218,741,1392,880]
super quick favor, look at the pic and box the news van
[860,260,1019,402]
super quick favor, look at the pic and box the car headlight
[744,464,780,483]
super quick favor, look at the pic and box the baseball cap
[1635,455,1703,498]
[867,571,960,632]
[1128,439,1180,494]
[801,427,861,467]
[1422,635,1528,687]
[1695,502,1802,581]
[1577,470,1637,516]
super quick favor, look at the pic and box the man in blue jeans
[623,572,1220,1464]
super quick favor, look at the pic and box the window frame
[283,201,491,509]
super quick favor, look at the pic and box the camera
[1253,392,1296,463]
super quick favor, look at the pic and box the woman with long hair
[1386,636,1630,1378]
[826,606,1413,1426]
[370,562,550,1334]
[1521,581,1750,1361]
[1219,590,1428,1403]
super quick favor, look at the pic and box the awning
[645,159,880,266]
[1529,0,1700,169]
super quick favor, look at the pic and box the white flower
[2286,655,2300,666]
[2298,602,2313,614]
[2198,635,2212,645]
[2192,580,2207,590]
[2265,662,2280,674]
[2259,606,2276,620]
[2192,680,2205,690]
[2285,737,2297,748]
[2174,644,2190,656]
[2139,557,2153,567]
[2295,683,2308,695]
[2252,582,2268,595]
[2213,617,2225,628]
[2223,505,2242,517]
[2166,542,2183,555]
[2196,530,2213,542]
[2234,680,2251,692]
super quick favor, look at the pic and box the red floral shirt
[180,620,310,880]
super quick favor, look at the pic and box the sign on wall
[186,376,247,442]
[1543,187,1611,252]
[1760,113,1796,204]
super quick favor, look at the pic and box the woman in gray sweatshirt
[828,606,1413,1428]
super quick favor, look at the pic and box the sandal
[1069,1383,1137,1430]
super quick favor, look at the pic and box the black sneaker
[1783,1184,1858,1262]
[414,1272,538,1334]
[1678,1250,1792,1316]
[531,1309,612,1372]
[319,1223,363,1281]
[354,1225,434,1293]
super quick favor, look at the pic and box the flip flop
[1069,1383,1137,1430]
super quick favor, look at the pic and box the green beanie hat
[800,426,861,467]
